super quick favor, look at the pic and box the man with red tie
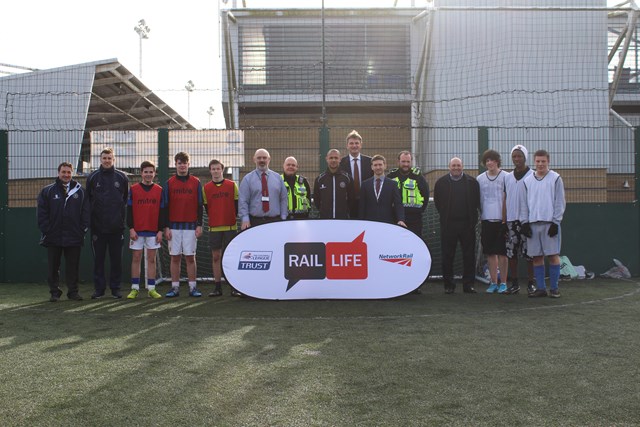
[239,148,288,230]
[339,130,373,219]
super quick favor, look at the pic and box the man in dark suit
[359,155,406,227]
[340,130,373,218]
[434,157,481,294]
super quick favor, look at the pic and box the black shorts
[209,230,236,251]
[481,221,507,256]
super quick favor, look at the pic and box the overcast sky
[1,0,427,128]
[1,0,619,128]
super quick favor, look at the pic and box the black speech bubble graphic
[284,242,326,291]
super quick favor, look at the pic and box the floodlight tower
[207,106,215,128]
[134,19,150,78]
[185,80,195,121]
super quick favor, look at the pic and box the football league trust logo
[238,251,273,270]
[285,231,368,291]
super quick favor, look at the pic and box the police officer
[281,156,311,219]
[388,151,430,294]
[387,151,430,238]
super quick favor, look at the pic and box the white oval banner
[222,220,431,300]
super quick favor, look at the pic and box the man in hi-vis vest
[387,151,430,294]
[281,156,311,219]
[387,151,430,238]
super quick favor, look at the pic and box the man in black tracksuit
[313,149,355,219]
[434,157,480,294]
[86,147,129,299]
[37,162,90,301]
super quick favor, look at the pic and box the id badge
[261,196,270,202]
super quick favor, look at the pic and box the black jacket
[37,178,90,247]
[313,169,354,219]
[433,173,480,227]
[86,166,129,233]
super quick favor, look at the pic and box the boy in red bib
[162,152,204,297]
[127,161,164,299]
[203,159,239,296]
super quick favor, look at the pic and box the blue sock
[534,265,546,290]
[549,264,560,291]
[132,278,140,285]
[147,279,156,287]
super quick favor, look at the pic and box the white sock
[172,281,179,290]
[189,281,197,290]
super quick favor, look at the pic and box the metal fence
[6,125,637,209]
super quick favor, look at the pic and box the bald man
[281,156,311,219]
[238,148,288,230]
[434,157,480,294]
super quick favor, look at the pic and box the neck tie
[353,158,360,194]
[261,172,269,212]
[64,184,69,197]
[375,178,381,196]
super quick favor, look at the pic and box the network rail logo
[379,253,414,267]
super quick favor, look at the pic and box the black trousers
[91,232,124,293]
[441,220,476,287]
[405,218,423,239]
[249,216,281,227]
[47,246,81,296]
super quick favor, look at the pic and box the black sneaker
[230,289,243,297]
[529,289,548,298]
[505,284,520,295]
[49,293,61,302]
[68,293,83,301]
[91,291,105,299]
[527,281,536,295]
[209,289,223,297]
[549,289,561,298]
[111,291,122,299]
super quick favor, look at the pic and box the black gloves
[548,223,559,237]
[521,222,532,238]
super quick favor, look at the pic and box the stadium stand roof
[86,59,193,130]
[0,58,193,131]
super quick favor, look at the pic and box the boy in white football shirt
[504,145,536,295]
[519,150,566,298]
[477,149,508,294]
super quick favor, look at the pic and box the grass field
[1,279,639,427]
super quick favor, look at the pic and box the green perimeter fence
[1,126,639,283]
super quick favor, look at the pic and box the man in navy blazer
[340,130,373,218]
[359,155,406,227]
